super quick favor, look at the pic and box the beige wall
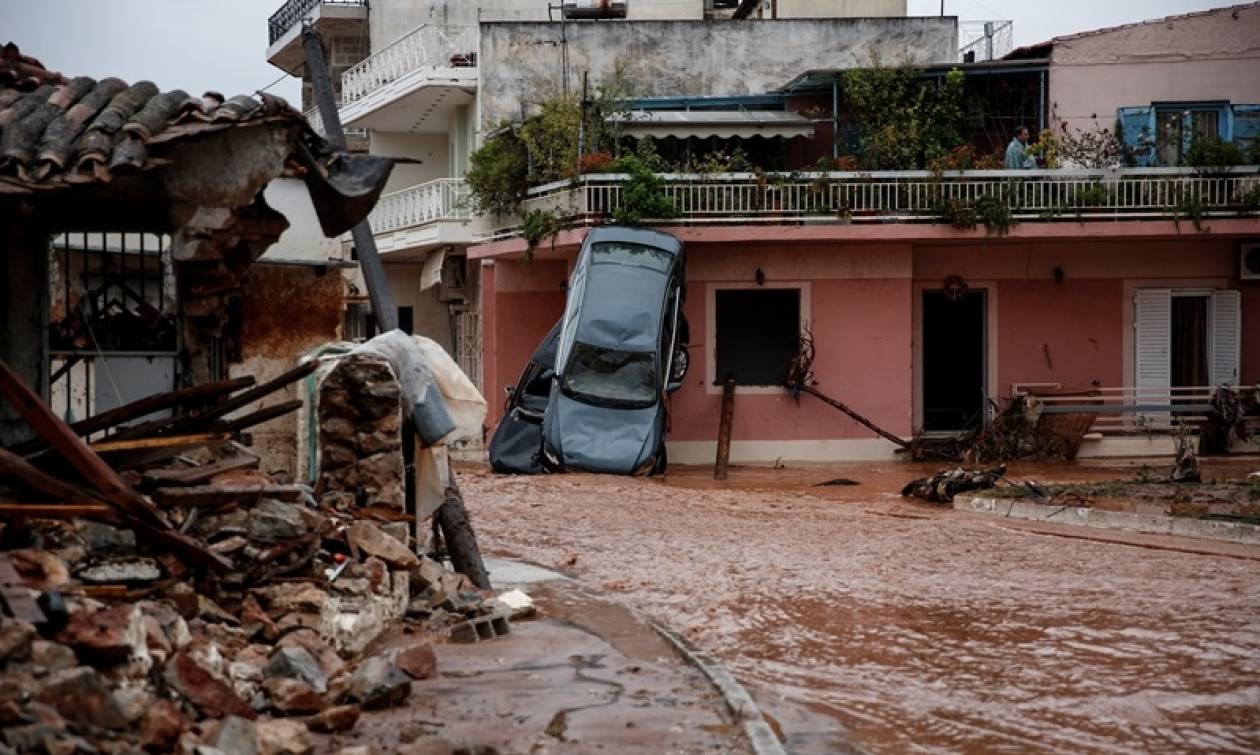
[385,262,455,351]
[1048,4,1260,133]
[371,131,453,192]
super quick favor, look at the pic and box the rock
[55,603,146,665]
[362,557,388,594]
[493,589,537,621]
[0,619,35,662]
[413,556,447,590]
[198,595,241,625]
[9,549,70,590]
[248,499,308,541]
[304,704,360,734]
[139,600,193,650]
[139,699,187,753]
[379,522,411,548]
[333,747,374,755]
[251,584,328,614]
[35,666,128,730]
[165,650,257,720]
[338,656,411,710]
[240,594,278,639]
[255,718,313,755]
[76,520,137,553]
[113,684,155,724]
[28,639,76,673]
[262,678,327,715]
[166,582,200,618]
[276,632,344,681]
[393,642,437,680]
[346,521,417,568]
[213,715,260,755]
[228,660,265,702]
[75,554,162,584]
[264,647,327,693]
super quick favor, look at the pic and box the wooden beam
[0,446,108,503]
[90,433,228,454]
[111,361,317,441]
[4,376,255,455]
[0,503,116,520]
[714,376,736,481]
[154,483,307,509]
[143,455,260,487]
[214,399,302,434]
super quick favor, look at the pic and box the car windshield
[590,242,673,274]
[561,341,657,408]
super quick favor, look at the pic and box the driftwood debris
[784,329,909,449]
[901,465,1007,503]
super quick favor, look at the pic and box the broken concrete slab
[264,646,327,694]
[165,649,257,720]
[345,521,417,569]
[35,666,128,730]
[336,656,411,710]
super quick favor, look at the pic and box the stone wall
[478,16,957,128]
[317,357,406,510]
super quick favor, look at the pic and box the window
[714,288,800,387]
[1154,104,1225,165]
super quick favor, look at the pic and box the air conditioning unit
[1242,242,1260,280]
[562,0,628,19]
[438,254,467,303]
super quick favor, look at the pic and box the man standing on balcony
[1005,125,1036,169]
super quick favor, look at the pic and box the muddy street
[465,461,1260,754]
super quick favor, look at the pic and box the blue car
[542,227,688,475]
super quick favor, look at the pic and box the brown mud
[465,458,1260,754]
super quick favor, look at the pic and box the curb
[956,496,1260,546]
[650,623,788,755]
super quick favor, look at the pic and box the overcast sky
[3,0,1240,106]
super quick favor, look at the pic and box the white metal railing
[340,24,477,105]
[1015,385,1258,435]
[483,167,1260,239]
[368,178,471,234]
[303,106,367,139]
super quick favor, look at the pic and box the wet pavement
[464,458,1260,754]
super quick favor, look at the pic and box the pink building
[470,6,1260,465]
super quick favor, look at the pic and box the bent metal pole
[300,25,490,588]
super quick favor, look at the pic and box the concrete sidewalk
[323,561,752,754]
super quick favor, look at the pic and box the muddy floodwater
[463,459,1260,754]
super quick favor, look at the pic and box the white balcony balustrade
[341,25,477,106]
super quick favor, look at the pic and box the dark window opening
[398,306,414,335]
[922,290,986,433]
[1171,295,1209,389]
[715,289,800,387]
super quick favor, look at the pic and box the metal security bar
[340,24,476,104]
[47,232,178,426]
[268,0,368,44]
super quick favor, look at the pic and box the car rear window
[591,242,673,274]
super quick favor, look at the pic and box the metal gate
[47,232,178,430]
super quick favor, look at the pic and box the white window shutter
[1210,290,1241,387]
[1134,289,1171,391]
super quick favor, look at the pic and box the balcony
[266,0,368,71]
[364,178,474,257]
[338,24,478,133]
[483,167,1260,241]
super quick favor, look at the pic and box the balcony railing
[487,167,1260,239]
[368,178,471,234]
[303,106,368,139]
[341,24,477,105]
[268,0,367,45]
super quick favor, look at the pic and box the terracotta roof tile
[0,42,306,191]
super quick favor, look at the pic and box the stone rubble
[0,456,521,754]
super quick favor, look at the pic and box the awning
[612,110,815,139]
[420,247,447,291]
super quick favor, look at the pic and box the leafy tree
[841,56,967,170]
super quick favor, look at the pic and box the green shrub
[1185,136,1245,169]
[465,129,529,217]
[611,154,678,225]
[521,209,562,259]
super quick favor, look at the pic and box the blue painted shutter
[1117,107,1155,167]
[1231,105,1260,155]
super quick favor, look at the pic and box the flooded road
[464,460,1260,753]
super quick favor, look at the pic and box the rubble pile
[901,465,1007,503]
[0,360,513,754]
[317,356,406,511]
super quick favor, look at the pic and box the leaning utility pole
[301,24,490,589]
